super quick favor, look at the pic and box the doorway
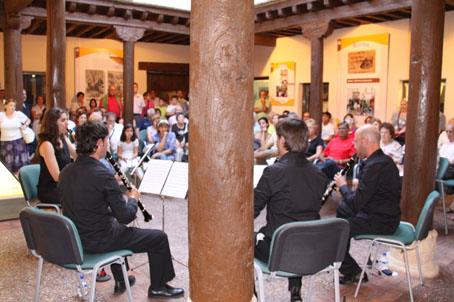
[23,72,46,108]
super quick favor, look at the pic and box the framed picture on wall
[401,79,446,112]
[253,77,269,103]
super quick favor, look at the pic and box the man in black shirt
[254,118,328,302]
[334,125,401,284]
[59,122,184,299]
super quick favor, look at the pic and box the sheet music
[161,162,188,199]
[139,160,173,195]
[253,165,267,188]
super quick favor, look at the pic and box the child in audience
[118,124,143,179]
[152,119,176,160]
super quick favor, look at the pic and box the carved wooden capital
[301,21,333,40]
[114,25,145,42]
[20,16,33,30]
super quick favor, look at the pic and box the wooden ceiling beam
[256,0,315,15]
[65,23,79,35]
[254,34,276,47]
[255,0,412,33]
[171,16,179,25]
[141,11,149,21]
[91,26,111,38]
[68,2,77,13]
[75,25,96,37]
[364,14,389,22]
[22,6,190,35]
[87,4,96,15]
[4,0,34,14]
[156,14,164,24]
[335,19,360,26]
[106,6,115,17]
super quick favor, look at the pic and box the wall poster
[269,62,295,107]
[337,34,389,120]
[75,48,123,105]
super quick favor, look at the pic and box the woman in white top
[117,123,142,179]
[254,117,277,164]
[0,99,31,173]
[380,122,404,164]
[31,95,46,134]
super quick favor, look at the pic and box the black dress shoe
[339,272,368,285]
[148,284,184,299]
[290,287,302,302]
[114,276,136,294]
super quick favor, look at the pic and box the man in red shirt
[99,84,123,119]
[316,121,356,179]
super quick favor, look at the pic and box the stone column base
[387,229,439,278]
[188,297,256,302]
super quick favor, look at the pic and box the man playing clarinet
[254,118,328,302]
[334,125,401,284]
[59,121,184,299]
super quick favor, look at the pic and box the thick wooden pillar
[402,0,445,225]
[189,0,254,301]
[302,22,332,125]
[3,14,32,108]
[115,26,144,124]
[46,0,66,108]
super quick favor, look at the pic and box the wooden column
[402,0,445,225]
[3,13,32,108]
[189,0,254,301]
[46,0,66,108]
[115,26,144,124]
[302,22,332,125]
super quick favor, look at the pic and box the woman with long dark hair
[37,107,76,204]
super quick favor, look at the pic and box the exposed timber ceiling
[3,0,454,46]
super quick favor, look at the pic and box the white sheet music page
[139,160,173,195]
[161,162,188,199]
[253,165,267,188]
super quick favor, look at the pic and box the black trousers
[336,204,397,276]
[101,227,175,290]
[254,233,302,290]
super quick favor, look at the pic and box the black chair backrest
[19,207,84,266]
[268,218,350,275]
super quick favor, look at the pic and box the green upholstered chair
[254,218,350,302]
[18,164,61,214]
[354,191,441,302]
[19,207,133,302]
[435,157,451,235]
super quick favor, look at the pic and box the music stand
[130,143,155,177]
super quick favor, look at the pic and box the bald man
[334,125,401,284]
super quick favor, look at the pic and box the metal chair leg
[440,184,449,235]
[355,241,374,298]
[402,247,414,302]
[253,262,265,302]
[333,264,341,302]
[120,258,133,302]
[305,276,314,301]
[415,242,424,286]
[34,256,43,302]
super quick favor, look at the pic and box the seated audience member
[88,109,103,123]
[72,91,87,113]
[88,98,98,114]
[152,119,176,160]
[146,113,161,143]
[76,111,88,126]
[334,125,401,284]
[391,98,407,145]
[281,110,290,117]
[106,112,123,157]
[157,98,168,118]
[343,113,357,137]
[37,107,76,204]
[438,118,454,149]
[166,96,178,118]
[142,91,154,116]
[254,118,328,302]
[59,121,184,299]
[302,112,311,121]
[254,117,277,164]
[118,124,143,179]
[364,115,373,124]
[176,90,189,117]
[440,120,454,210]
[370,117,382,130]
[171,113,189,162]
[321,111,335,143]
[379,122,403,164]
[168,105,188,127]
[139,108,156,132]
[317,122,356,179]
[304,118,324,162]
[267,112,279,135]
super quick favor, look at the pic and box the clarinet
[105,151,153,222]
[321,155,357,206]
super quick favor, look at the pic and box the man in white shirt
[106,112,124,157]
[321,111,335,143]
[439,120,454,211]
[133,82,145,127]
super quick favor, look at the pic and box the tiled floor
[1,192,454,301]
